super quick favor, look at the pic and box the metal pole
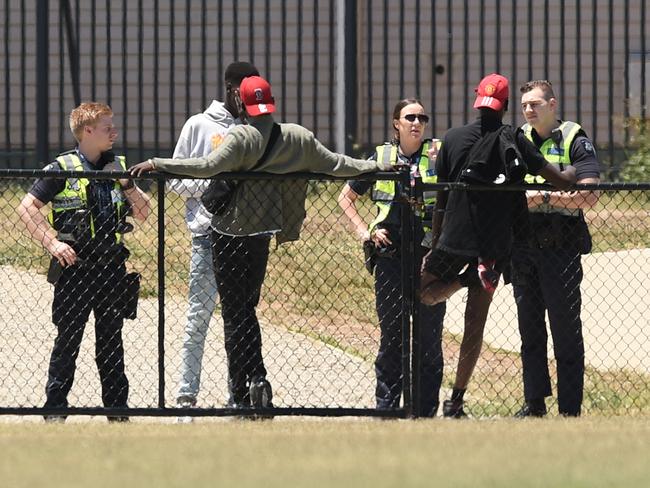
[336,0,357,154]
[36,0,50,164]
[61,0,80,106]
[344,0,357,154]
[336,0,345,153]
[400,172,413,417]
[157,177,166,408]
[409,178,421,418]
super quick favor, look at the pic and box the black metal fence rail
[0,171,648,419]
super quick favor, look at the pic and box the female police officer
[338,99,445,417]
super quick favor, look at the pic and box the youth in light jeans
[177,233,219,400]
[169,62,259,416]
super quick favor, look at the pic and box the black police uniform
[511,125,600,416]
[349,143,445,417]
[30,150,131,410]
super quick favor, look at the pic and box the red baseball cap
[473,73,509,111]
[239,75,276,116]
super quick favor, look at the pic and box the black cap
[224,62,259,86]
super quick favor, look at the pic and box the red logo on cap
[484,84,496,96]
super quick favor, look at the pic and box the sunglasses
[402,113,430,124]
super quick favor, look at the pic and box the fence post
[336,0,357,155]
[344,0,357,155]
[36,0,49,164]
[61,0,81,107]
[399,171,413,417]
[409,175,422,419]
[157,177,166,408]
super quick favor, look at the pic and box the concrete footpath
[445,248,650,373]
[0,265,374,410]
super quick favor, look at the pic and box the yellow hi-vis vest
[48,153,129,243]
[522,120,582,216]
[369,140,439,235]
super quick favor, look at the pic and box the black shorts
[422,249,476,283]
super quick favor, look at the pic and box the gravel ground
[2,247,646,421]
[0,265,375,412]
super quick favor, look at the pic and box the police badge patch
[581,139,596,155]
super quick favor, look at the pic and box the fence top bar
[420,182,650,191]
[2,169,649,190]
[0,169,403,182]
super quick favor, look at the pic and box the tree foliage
[621,118,650,182]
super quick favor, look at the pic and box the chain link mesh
[0,176,648,417]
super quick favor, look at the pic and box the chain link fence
[420,181,650,417]
[0,172,648,418]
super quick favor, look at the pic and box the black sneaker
[559,410,580,418]
[250,376,273,409]
[514,401,547,418]
[250,376,274,420]
[107,416,130,423]
[442,399,468,419]
[419,403,439,419]
[43,415,66,424]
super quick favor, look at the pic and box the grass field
[2,182,648,299]
[1,417,649,488]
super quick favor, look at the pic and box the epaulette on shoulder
[56,149,77,158]
[42,161,60,170]
[45,149,75,169]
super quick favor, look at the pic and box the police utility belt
[526,212,591,253]
[47,237,140,320]
[47,256,140,320]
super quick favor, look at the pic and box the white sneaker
[176,397,196,424]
